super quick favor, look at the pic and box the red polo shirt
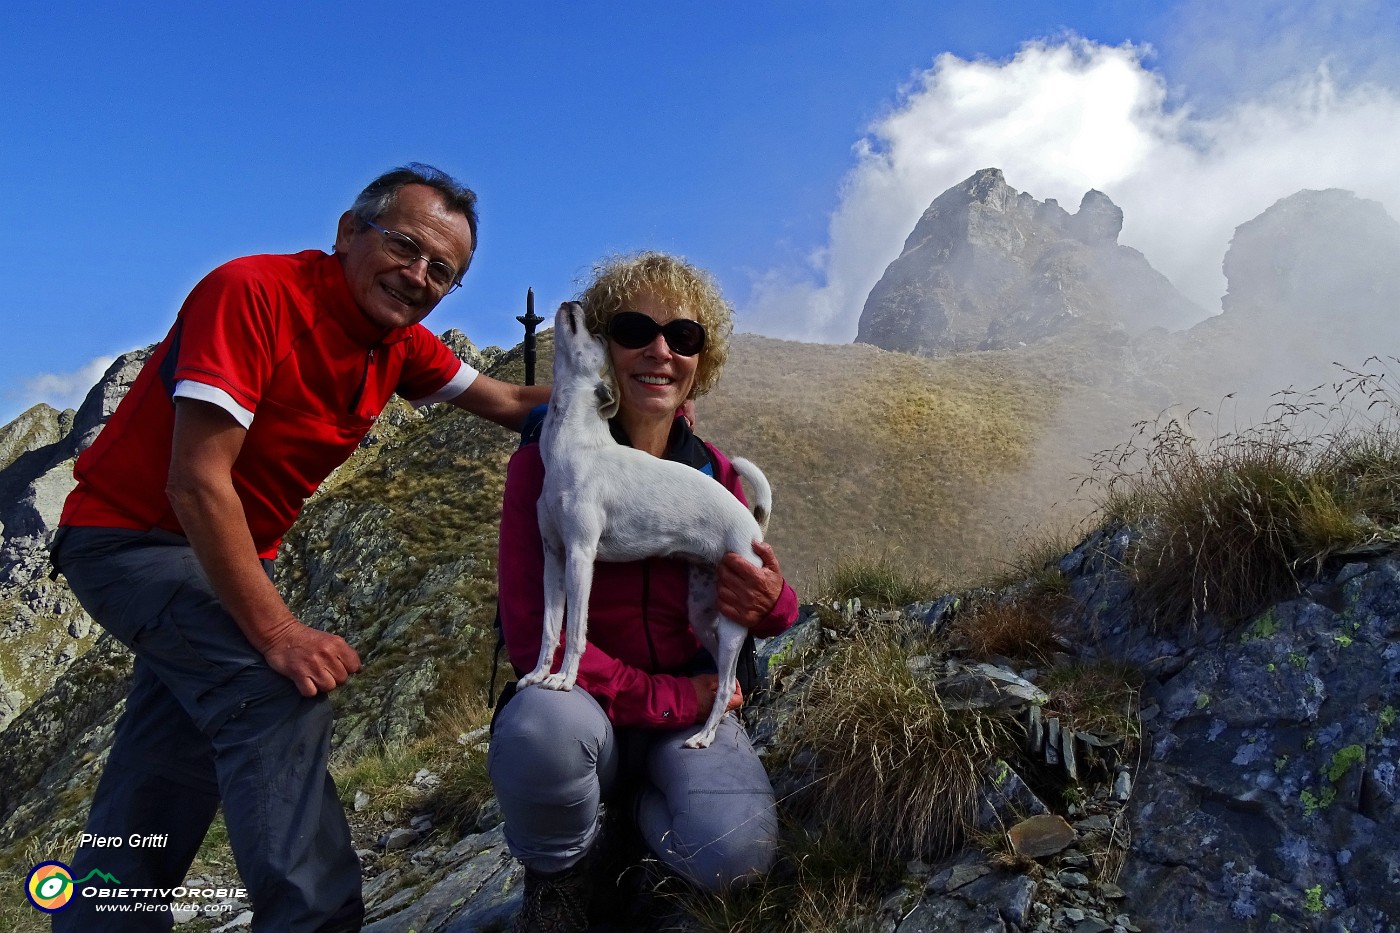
[60,250,474,557]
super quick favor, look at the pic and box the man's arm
[166,398,361,697]
[448,374,550,431]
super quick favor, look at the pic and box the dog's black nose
[560,302,578,335]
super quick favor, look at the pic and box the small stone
[1028,705,1045,754]
[457,725,490,746]
[1008,814,1077,859]
[1112,771,1133,802]
[1099,881,1126,899]
[946,863,991,891]
[475,797,503,830]
[1062,727,1079,781]
[1074,919,1112,933]
[936,662,1049,711]
[213,910,253,932]
[379,828,421,851]
[354,790,370,812]
[1077,732,1123,748]
[1059,870,1091,887]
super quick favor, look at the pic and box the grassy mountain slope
[701,332,1160,589]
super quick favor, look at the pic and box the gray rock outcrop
[1061,527,1400,930]
[856,168,1203,354]
[0,350,151,726]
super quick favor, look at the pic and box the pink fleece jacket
[497,439,799,728]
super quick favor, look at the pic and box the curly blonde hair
[578,251,733,399]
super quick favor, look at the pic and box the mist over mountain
[854,168,1400,437]
[1173,186,1400,407]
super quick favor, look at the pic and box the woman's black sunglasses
[607,311,707,356]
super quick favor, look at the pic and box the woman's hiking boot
[512,860,591,933]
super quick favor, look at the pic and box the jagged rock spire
[855,169,1202,354]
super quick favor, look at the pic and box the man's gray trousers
[50,527,363,933]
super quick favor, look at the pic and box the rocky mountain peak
[1069,188,1123,244]
[856,169,1202,355]
[1169,187,1400,405]
[1222,187,1400,320]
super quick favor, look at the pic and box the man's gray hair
[350,163,479,273]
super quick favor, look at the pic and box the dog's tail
[730,457,772,536]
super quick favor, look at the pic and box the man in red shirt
[51,164,548,932]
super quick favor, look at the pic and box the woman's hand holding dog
[717,541,784,626]
[690,674,744,715]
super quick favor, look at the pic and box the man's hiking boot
[512,861,591,933]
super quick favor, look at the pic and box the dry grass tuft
[946,599,1061,666]
[0,836,54,933]
[1085,360,1400,628]
[1040,660,1143,740]
[788,627,1018,864]
[333,689,496,838]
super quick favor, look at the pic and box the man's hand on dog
[691,674,744,714]
[717,541,784,625]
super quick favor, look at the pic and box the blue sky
[4,1,1399,424]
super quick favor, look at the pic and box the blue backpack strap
[519,403,549,447]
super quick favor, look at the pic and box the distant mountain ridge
[856,169,1400,398]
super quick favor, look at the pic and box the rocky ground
[196,524,1400,932]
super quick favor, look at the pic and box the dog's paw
[540,672,577,691]
[517,669,548,689]
[683,728,717,749]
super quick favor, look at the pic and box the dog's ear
[594,377,619,419]
[592,359,622,419]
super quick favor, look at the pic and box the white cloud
[742,37,1400,343]
[10,356,115,416]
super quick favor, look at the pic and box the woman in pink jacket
[489,252,799,931]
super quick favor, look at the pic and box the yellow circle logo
[26,861,74,912]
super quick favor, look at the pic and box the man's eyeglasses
[363,220,463,293]
[607,311,707,356]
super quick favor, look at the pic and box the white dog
[516,302,772,749]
